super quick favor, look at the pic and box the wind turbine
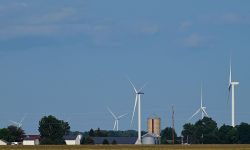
[189,84,209,120]
[9,114,26,128]
[228,57,239,127]
[129,79,147,145]
[107,107,128,131]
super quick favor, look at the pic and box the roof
[23,135,41,141]
[142,133,160,138]
[93,137,137,144]
[63,134,81,140]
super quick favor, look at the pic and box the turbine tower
[228,58,239,127]
[189,84,209,120]
[107,107,128,131]
[129,79,146,145]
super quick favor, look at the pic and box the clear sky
[0,0,250,135]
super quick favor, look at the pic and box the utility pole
[172,105,175,144]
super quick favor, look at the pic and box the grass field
[1,145,250,150]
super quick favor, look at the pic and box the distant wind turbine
[10,114,27,128]
[228,57,239,127]
[107,107,128,131]
[189,84,209,120]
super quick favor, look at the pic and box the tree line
[1,115,250,144]
[181,117,250,144]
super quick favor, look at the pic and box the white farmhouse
[23,135,40,145]
[0,139,8,145]
[63,134,82,145]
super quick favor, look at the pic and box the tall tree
[38,115,70,144]
[237,123,250,144]
[194,117,219,144]
[160,127,177,144]
[181,123,195,144]
[0,126,25,142]
[7,125,25,142]
[182,117,219,144]
[218,124,238,144]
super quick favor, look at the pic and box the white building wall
[65,140,76,145]
[65,135,82,145]
[142,137,155,144]
[0,140,7,145]
[23,139,40,145]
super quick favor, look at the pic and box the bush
[102,139,109,144]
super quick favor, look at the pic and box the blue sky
[0,0,250,135]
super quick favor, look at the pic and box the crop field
[1,145,250,150]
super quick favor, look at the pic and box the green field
[1,145,250,150]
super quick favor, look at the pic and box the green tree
[89,128,95,137]
[0,126,25,142]
[181,123,195,144]
[38,115,70,145]
[237,123,250,144]
[218,124,238,144]
[181,117,219,144]
[8,126,25,142]
[0,128,10,141]
[160,127,177,144]
[193,117,219,144]
[95,128,108,137]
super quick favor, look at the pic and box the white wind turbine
[9,114,27,128]
[107,107,128,131]
[228,58,239,127]
[129,79,147,145]
[189,84,209,120]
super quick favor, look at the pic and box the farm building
[142,133,160,144]
[63,134,82,145]
[23,135,40,145]
[0,139,8,145]
[93,137,137,144]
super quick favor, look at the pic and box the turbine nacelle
[231,81,239,85]
[137,92,144,95]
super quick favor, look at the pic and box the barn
[23,135,40,145]
[63,134,82,145]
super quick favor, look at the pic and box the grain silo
[147,116,161,136]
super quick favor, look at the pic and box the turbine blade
[189,108,200,120]
[19,114,27,124]
[107,107,117,119]
[227,85,231,104]
[201,83,203,108]
[229,56,232,84]
[130,94,138,127]
[138,82,148,93]
[9,120,18,125]
[128,79,138,93]
[202,108,209,117]
[117,113,128,119]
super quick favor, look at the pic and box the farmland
[1,145,250,150]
